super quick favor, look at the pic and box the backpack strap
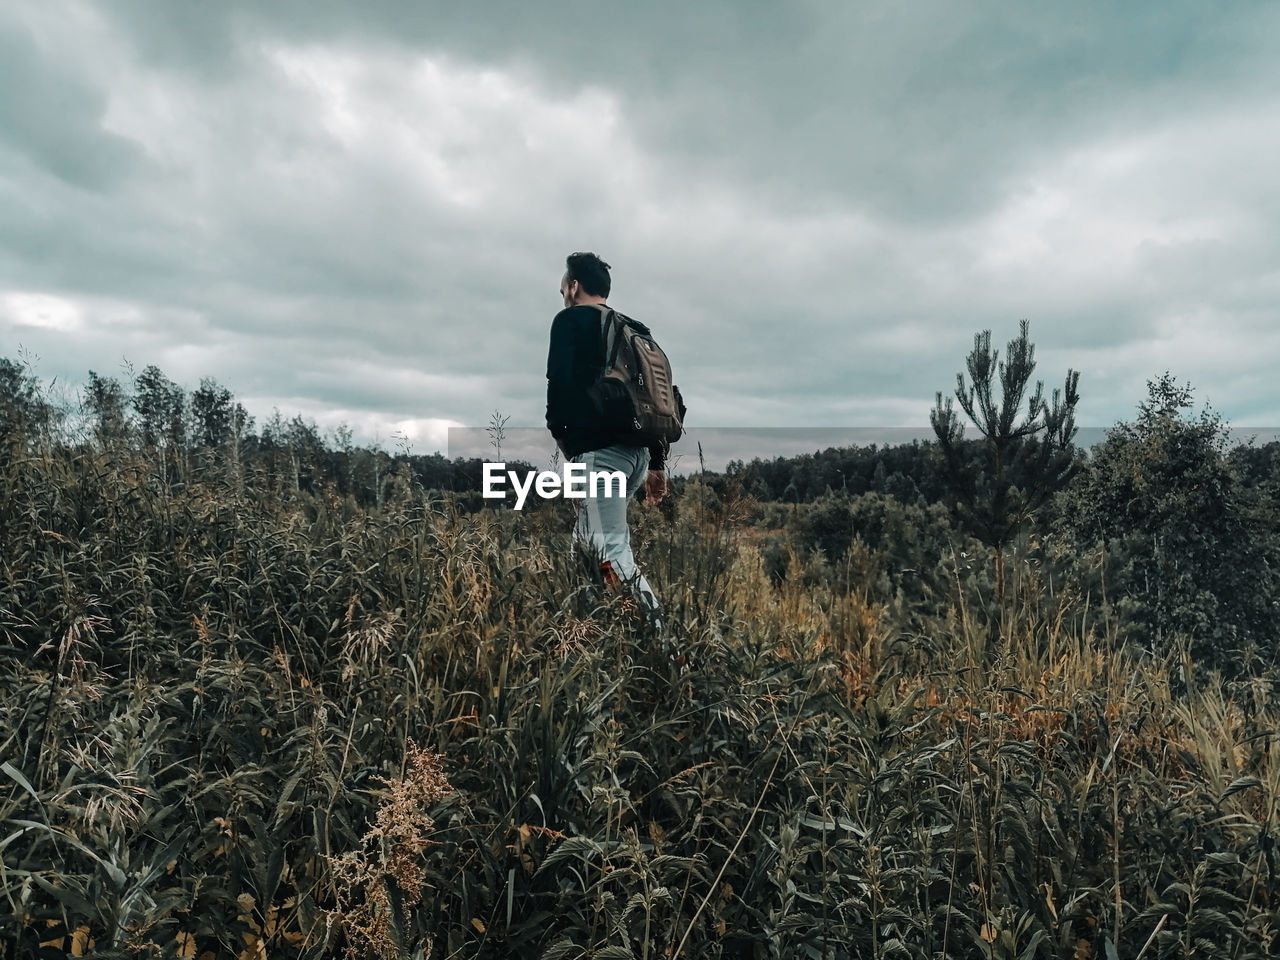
[595,304,625,372]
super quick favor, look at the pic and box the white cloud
[2,292,84,331]
[258,43,640,218]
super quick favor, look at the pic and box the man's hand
[644,470,668,504]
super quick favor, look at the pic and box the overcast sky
[3,1,1279,464]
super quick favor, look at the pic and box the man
[546,251,669,628]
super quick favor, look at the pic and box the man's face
[560,273,578,308]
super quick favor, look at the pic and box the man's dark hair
[566,251,612,298]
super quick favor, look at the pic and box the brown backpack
[587,305,685,447]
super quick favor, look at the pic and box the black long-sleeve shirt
[545,304,666,470]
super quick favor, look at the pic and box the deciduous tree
[1060,374,1277,668]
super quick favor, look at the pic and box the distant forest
[6,355,1279,505]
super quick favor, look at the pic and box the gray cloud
[3,0,1280,459]
[0,15,143,189]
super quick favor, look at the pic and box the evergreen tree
[930,320,1080,602]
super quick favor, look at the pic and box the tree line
[0,359,536,510]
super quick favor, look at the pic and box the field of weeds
[2,439,1278,959]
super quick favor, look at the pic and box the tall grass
[1,446,1277,958]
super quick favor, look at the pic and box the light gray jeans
[571,444,662,622]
